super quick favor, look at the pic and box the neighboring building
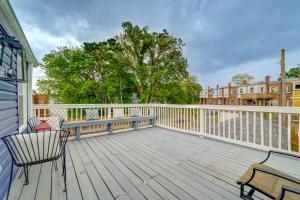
[292,80,300,107]
[32,91,49,104]
[199,76,298,107]
[0,1,38,199]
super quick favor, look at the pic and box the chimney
[280,49,286,106]
[216,85,219,97]
[265,75,270,94]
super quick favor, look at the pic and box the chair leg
[63,150,67,193]
[240,185,244,198]
[6,162,14,200]
[240,185,255,200]
[24,166,29,185]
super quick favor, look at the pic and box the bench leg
[133,121,138,130]
[151,119,156,126]
[75,127,80,140]
[108,123,113,134]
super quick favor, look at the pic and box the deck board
[9,127,298,200]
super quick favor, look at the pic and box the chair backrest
[2,130,70,166]
[27,117,39,133]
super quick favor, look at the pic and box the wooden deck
[8,127,300,200]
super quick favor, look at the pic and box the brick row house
[199,75,300,107]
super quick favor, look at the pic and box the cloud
[22,23,81,61]
[10,0,300,89]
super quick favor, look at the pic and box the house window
[240,88,243,94]
[294,84,300,90]
[250,87,254,93]
[260,87,264,93]
[18,83,27,131]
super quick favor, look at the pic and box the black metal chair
[237,151,300,200]
[2,130,70,200]
[27,116,64,133]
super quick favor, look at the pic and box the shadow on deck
[8,127,299,200]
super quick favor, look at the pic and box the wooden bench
[61,115,156,140]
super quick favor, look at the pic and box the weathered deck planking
[9,127,299,200]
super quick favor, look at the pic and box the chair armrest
[246,166,300,185]
[276,185,300,200]
[260,150,300,164]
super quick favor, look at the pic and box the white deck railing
[32,104,300,154]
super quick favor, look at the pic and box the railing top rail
[33,103,300,114]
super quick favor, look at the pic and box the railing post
[200,109,205,134]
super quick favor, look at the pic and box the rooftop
[9,127,299,200]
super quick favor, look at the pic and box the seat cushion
[237,163,300,199]
[11,131,61,165]
[86,109,99,120]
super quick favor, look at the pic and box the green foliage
[37,22,201,104]
[286,67,300,78]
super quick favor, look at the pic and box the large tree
[37,22,201,104]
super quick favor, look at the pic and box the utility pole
[280,49,286,106]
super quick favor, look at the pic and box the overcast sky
[10,0,300,89]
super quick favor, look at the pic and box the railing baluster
[269,112,272,148]
[190,108,192,131]
[217,110,220,136]
[208,110,211,134]
[213,110,216,135]
[183,108,186,130]
[279,113,282,149]
[222,110,225,138]
[246,111,249,142]
[204,109,207,133]
[71,108,74,121]
[233,111,236,140]
[260,112,264,146]
[239,111,243,141]
[228,111,231,138]
[287,114,291,151]
[253,112,256,144]
[76,108,78,121]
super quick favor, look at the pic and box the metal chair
[27,116,64,133]
[2,130,70,200]
[237,151,300,200]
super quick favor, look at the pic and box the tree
[37,22,201,104]
[117,22,189,103]
[286,66,300,78]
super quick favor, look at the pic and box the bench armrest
[276,185,300,200]
[245,166,300,185]
[260,150,300,164]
